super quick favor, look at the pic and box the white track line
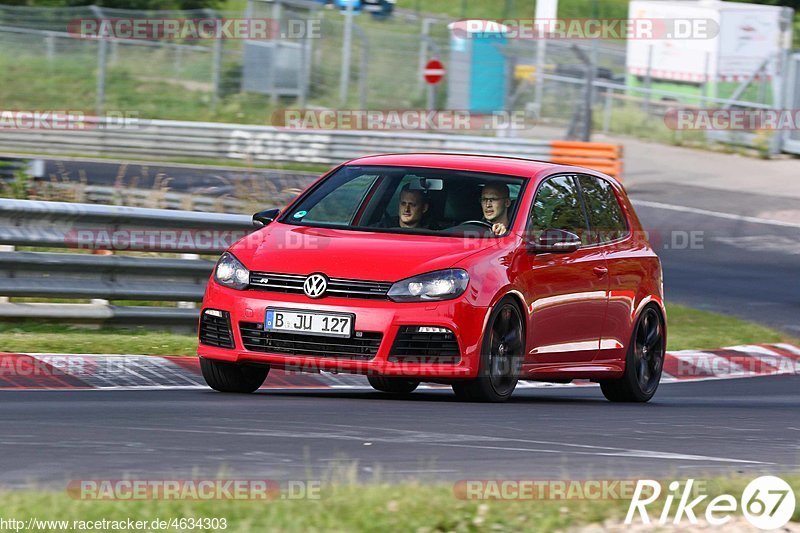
[632,200,800,229]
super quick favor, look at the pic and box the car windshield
[282,165,526,238]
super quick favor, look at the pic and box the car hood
[229,223,501,282]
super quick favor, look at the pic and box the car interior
[360,172,521,232]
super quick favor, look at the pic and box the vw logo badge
[303,273,328,299]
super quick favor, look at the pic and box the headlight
[387,269,469,302]
[214,252,250,290]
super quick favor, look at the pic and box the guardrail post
[177,253,200,309]
[89,249,112,305]
[0,245,12,304]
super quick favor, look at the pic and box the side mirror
[527,229,582,254]
[252,208,281,227]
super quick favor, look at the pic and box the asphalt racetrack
[1,376,798,488]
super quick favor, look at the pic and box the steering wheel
[460,220,493,229]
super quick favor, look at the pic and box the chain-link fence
[0,2,791,149]
[0,2,456,121]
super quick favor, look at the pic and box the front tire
[367,376,419,394]
[600,305,665,403]
[452,297,524,403]
[200,358,269,393]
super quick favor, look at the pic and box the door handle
[593,266,608,277]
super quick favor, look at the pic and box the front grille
[389,326,461,364]
[239,322,382,360]
[199,310,234,348]
[249,271,392,300]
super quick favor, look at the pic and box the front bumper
[197,281,489,379]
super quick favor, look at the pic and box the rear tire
[600,305,665,403]
[367,375,419,394]
[452,297,524,403]
[200,357,269,393]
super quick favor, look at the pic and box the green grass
[0,322,198,356]
[666,305,794,351]
[1,474,798,532]
[0,304,796,356]
[0,54,276,124]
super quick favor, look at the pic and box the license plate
[265,308,353,338]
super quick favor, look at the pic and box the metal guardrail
[0,117,625,178]
[0,251,214,301]
[0,198,254,327]
[0,117,555,165]
[0,198,252,252]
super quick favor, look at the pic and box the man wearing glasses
[480,182,512,236]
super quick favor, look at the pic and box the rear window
[577,175,629,243]
[528,175,591,244]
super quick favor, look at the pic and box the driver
[480,183,512,236]
[378,186,431,229]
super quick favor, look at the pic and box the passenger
[480,182,512,236]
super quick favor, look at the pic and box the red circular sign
[423,59,445,85]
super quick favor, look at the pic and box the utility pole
[339,1,355,106]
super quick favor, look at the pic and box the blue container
[447,21,508,113]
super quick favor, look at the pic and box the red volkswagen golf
[198,154,666,403]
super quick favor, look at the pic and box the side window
[529,175,590,243]
[577,175,628,243]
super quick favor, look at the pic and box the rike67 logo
[626,476,796,530]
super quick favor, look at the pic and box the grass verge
[0,322,198,356]
[0,304,796,356]
[665,305,795,351]
[1,474,798,532]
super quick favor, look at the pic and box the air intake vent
[199,309,234,349]
[389,326,461,364]
[239,322,382,360]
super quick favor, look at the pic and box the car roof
[344,153,563,179]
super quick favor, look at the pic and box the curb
[0,344,798,390]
